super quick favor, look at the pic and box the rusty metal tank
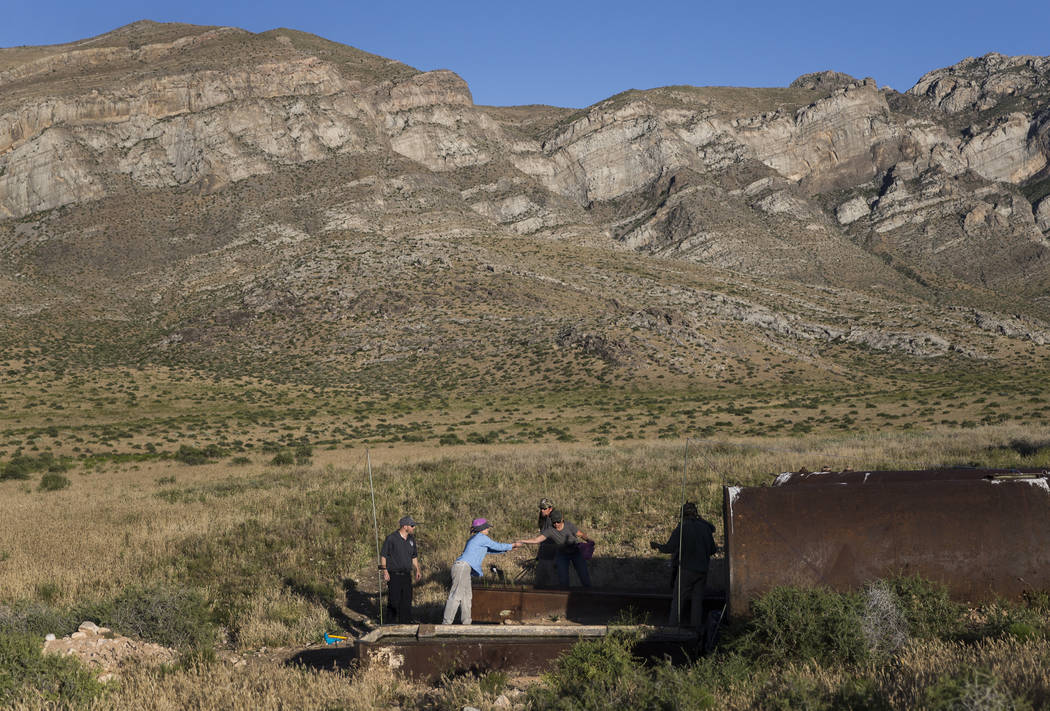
[724,467,1050,615]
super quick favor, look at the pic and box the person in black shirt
[650,502,717,627]
[380,515,422,623]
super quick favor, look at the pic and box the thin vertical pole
[677,440,688,625]
[367,448,383,626]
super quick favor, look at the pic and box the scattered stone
[43,621,178,680]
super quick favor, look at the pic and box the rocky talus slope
[2,22,1049,386]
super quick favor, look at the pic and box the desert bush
[174,444,226,465]
[889,576,966,640]
[729,586,868,666]
[0,629,103,708]
[977,600,1047,641]
[529,630,646,708]
[862,580,909,657]
[0,454,58,481]
[269,450,295,466]
[0,602,79,640]
[528,629,716,710]
[82,584,217,658]
[37,472,71,492]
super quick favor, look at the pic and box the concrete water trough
[355,623,701,681]
[469,584,715,624]
[725,467,1050,615]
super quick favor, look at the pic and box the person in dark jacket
[380,515,423,623]
[650,502,717,627]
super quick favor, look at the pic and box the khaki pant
[442,560,473,624]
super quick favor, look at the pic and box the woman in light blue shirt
[442,518,521,625]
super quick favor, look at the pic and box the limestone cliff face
[2,22,1050,317]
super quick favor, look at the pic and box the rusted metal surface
[470,585,698,623]
[355,624,699,681]
[725,468,1050,616]
[771,467,1048,487]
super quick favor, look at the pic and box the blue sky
[3,1,1048,108]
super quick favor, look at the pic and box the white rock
[45,633,56,642]
[837,196,871,225]
[79,621,101,634]
[1035,196,1050,235]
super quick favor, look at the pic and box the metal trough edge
[359,623,699,644]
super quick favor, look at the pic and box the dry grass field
[4,406,1050,708]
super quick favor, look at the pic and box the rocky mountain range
[2,20,1050,392]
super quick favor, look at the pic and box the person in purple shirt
[442,518,521,625]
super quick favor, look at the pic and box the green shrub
[86,584,217,655]
[889,576,965,639]
[174,444,226,465]
[0,630,103,707]
[0,454,57,480]
[530,631,717,710]
[0,602,79,639]
[270,451,295,466]
[530,631,649,709]
[38,472,71,492]
[978,601,1047,641]
[729,586,868,666]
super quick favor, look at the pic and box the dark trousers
[387,571,413,622]
[555,549,591,587]
[669,569,707,627]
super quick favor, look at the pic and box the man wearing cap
[535,498,557,587]
[518,511,595,587]
[442,518,521,625]
[380,515,423,623]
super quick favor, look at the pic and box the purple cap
[470,517,490,532]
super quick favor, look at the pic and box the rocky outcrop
[960,112,1047,183]
[790,71,860,92]
[908,53,1050,115]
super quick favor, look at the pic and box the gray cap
[399,515,418,527]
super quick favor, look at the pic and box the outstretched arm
[516,533,547,545]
